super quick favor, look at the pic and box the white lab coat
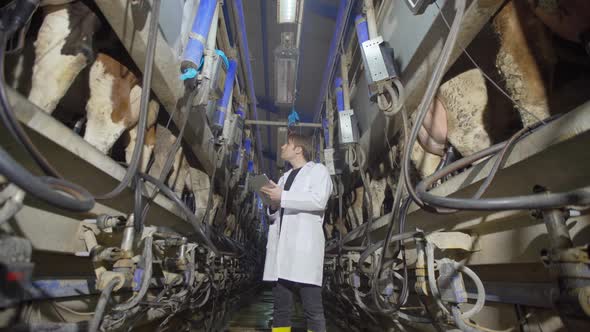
[262,161,333,286]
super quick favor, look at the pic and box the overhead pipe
[363,0,378,39]
[232,0,264,173]
[295,0,306,49]
[207,3,220,50]
[213,59,238,130]
[313,0,354,123]
[340,53,351,110]
[182,0,218,73]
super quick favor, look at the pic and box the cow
[28,1,100,114]
[84,53,142,154]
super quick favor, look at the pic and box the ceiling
[242,0,339,177]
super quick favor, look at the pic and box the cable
[88,278,119,332]
[98,0,161,200]
[0,147,94,211]
[113,236,153,311]
[359,165,374,245]
[402,0,465,210]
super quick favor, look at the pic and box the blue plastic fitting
[334,76,345,112]
[355,14,369,44]
[244,138,252,155]
[182,0,217,72]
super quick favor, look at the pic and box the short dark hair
[288,132,312,161]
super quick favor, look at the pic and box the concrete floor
[224,288,342,332]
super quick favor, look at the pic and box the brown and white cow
[84,53,142,153]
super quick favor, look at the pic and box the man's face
[280,138,300,161]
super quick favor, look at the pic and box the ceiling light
[277,0,299,24]
[274,32,299,106]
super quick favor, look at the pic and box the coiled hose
[426,242,486,319]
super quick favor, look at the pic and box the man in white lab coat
[260,132,333,332]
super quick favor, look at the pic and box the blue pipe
[355,14,369,44]
[233,0,264,175]
[313,0,354,123]
[182,0,217,72]
[244,138,252,156]
[213,59,238,130]
[334,76,345,112]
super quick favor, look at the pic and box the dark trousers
[272,279,326,332]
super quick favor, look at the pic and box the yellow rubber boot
[271,327,291,332]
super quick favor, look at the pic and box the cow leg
[29,2,99,113]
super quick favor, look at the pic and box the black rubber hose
[0,30,61,178]
[140,90,194,223]
[414,116,590,211]
[98,0,161,200]
[359,164,374,245]
[402,0,465,210]
[0,146,94,211]
[139,172,219,255]
[88,278,119,332]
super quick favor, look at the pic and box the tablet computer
[250,174,273,205]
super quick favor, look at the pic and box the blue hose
[334,76,345,111]
[182,0,217,72]
[213,59,238,130]
[355,14,369,44]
